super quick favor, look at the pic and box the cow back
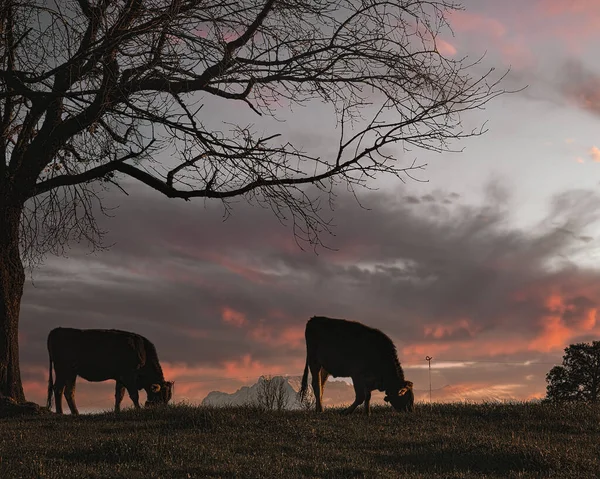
[305,316,405,389]
[48,328,148,382]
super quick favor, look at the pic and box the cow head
[384,381,414,412]
[145,381,174,407]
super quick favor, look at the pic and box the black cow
[47,327,173,415]
[299,316,414,414]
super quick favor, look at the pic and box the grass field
[0,402,599,478]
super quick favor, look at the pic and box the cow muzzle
[145,381,174,407]
[384,381,414,412]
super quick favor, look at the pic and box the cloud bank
[19,180,600,409]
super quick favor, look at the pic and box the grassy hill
[0,402,599,478]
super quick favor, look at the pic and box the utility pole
[425,356,433,403]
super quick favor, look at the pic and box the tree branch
[8,0,511,257]
[0,1,15,179]
[30,141,154,198]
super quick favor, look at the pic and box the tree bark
[0,199,25,402]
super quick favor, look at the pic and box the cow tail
[298,354,309,403]
[47,355,54,410]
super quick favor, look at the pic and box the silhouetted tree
[0,0,509,402]
[545,342,600,403]
[274,377,290,411]
[256,375,289,411]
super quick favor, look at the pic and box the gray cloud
[560,59,600,116]
[19,181,600,405]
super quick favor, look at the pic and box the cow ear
[398,381,414,396]
[151,384,161,393]
[398,388,408,396]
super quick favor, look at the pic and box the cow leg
[316,370,330,412]
[343,378,366,415]
[364,390,372,415]
[127,385,141,409]
[64,376,80,415]
[309,362,325,412]
[115,381,126,413]
[53,375,66,415]
[320,370,329,391]
[128,386,141,409]
[121,373,141,409]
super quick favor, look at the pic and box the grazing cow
[299,316,414,415]
[47,327,173,415]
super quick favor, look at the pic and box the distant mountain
[201,375,358,410]
[202,377,297,408]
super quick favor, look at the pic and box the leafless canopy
[256,375,289,411]
[1,0,508,261]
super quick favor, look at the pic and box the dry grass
[0,402,599,478]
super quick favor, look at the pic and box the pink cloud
[203,252,272,284]
[538,0,600,16]
[248,321,305,350]
[222,354,286,378]
[404,273,600,364]
[423,318,479,340]
[528,315,573,353]
[448,11,506,38]
[529,292,598,352]
[427,382,528,403]
[26,379,115,412]
[403,294,600,363]
[590,146,600,162]
[445,10,535,70]
[534,0,600,51]
[26,354,299,411]
[221,307,248,327]
[444,3,600,63]
[160,243,275,286]
[22,380,49,399]
[510,281,600,352]
[162,357,294,404]
[402,342,452,362]
[500,41,535,69]
[403,335,535,363]
[437,38,457,56]
[160,365,247,405]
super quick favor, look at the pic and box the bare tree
[274,376,290,411]
[0,0,509,402]
[256,375,289,411]
[256,376,276,411]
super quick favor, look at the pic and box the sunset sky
[19,0,600,411]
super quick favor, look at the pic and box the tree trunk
[0,200,25,402]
